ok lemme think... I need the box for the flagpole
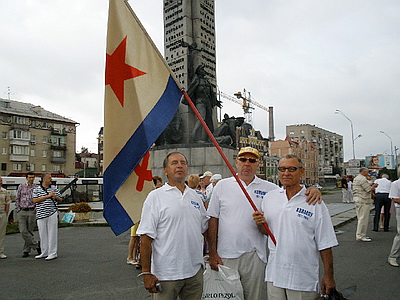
[181,89,277,245]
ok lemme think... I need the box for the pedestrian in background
[388,168,400,267]
[15,172,41,258]
[353,168,378,242]
[0,176,11,259]
[32,173,62,261]
[373,174,392,232]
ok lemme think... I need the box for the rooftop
[0,98,78,124]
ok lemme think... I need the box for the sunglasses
[278,167,301,172]
[238,157,258,163]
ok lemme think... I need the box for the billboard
[366,155,395,170]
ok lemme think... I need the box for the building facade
[0,98,78,177]
[163,0,217,143]
[269,138,319,184]
[286,124,343,179]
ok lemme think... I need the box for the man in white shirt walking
[137,152,208,300]
[373,174,392,232]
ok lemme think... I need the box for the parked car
[314,184,323,190]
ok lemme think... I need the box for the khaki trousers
[267,282,319,300]
[222,251,267,300]
[0,213,7,254]
[152,266,203,300]
[354,198,373,240]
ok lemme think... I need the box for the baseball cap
[210,174,222,182]
[200,171,213,179]
[237,147,260,159]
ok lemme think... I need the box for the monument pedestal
[151,144,237,180]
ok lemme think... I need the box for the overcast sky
[1,0,399,162]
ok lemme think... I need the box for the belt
[21,208,35,211]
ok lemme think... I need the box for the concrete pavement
[2,189,398,299]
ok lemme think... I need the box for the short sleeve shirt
[207,176,279,263]
[262,187,338,292]
[389,179,400,208]
[137,184,208,281]
[33,185,61,219]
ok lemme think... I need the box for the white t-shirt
[207,176,279,263]
[262,187,338,292]
[389,179,400,208]
[137,184,208,281]
[374,178,392,194]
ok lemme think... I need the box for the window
[13,116,28,125]
[30,149,35,156]
[42,136,48,143]
[1,163,6,171]
[27,164,35,171]
[41,164,46,172]
[2,147,6,155]
[2,132,7,139]
[13,163,22,171]
[42,150,47,158]
[289,131,294,135]
[53,150,62,158]
[53,165,61,172]
[11,146,29,155]
[10,130,30,140]
[31,135,36,144]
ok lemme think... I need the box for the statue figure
[155,112,183,146]
[214,114,245,147]
[182,65,221,143]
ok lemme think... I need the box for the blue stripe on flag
[103,75,181,234]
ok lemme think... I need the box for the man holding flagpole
[137,152,208,299]
[207,147,322,300]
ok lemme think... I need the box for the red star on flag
[105,36,146,107]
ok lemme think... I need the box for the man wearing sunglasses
[253,154,337,299]
[207,147,322,300]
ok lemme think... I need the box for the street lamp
[335,110,355,159]
[380,130,393,156]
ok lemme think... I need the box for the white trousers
[37,212,58,257]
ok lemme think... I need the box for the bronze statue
[182,65,221,143]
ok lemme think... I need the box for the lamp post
[380,131,393,156]
[335,110,355,159]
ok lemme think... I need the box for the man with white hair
[373,173,392,232]
[353,167,378,242]
[388,168,400,267]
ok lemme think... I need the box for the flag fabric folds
[104,0,182,235]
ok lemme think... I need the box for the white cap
[210,174,222,182]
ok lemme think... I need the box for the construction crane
[218,88,269,125]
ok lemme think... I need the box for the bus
[3,176,103,222]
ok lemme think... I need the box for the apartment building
[0,98,78,177]
[286,124,343,177]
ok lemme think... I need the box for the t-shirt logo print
[191,200,200,210]
[254,190,267,199]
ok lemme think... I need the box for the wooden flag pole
[181,89,277,245]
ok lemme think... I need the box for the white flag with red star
[103,0,182,235]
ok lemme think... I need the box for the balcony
[11,123,29,130]
[51,143,67,150]
[10,154,29,162]
[51,157,66,163]
[10,138,30,146]
[51,128,67,135]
